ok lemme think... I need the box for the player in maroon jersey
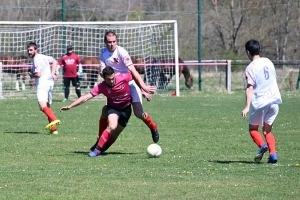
[58,45,82,102]
[60,66,133,157]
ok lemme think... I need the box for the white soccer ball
[146,143,162,158]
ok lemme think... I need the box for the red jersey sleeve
[90,82,104,97]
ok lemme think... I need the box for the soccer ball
[146,143,162,158]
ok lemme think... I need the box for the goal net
[0,21,181,98]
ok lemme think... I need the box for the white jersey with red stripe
[100,45,133,74]
[245,57,282,110]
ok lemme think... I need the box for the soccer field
[0,91,300,199]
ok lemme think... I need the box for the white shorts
[129,80,142,103]
[36,85,54,104]
[249,104,279,126]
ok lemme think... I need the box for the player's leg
[62,78,71,102]
[37,86,61,131]
[72,77,81,98]
[90,105,108,151]
[263,104,279,163]
[249,108,268,162]
[129,81,159,143]
[46,102,58,134]
[89,105,130,157]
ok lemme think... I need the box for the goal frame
[0,20,180,96]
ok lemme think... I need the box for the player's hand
[242,107,249,119]
[52,74,58,81]
[142,90,152,101]
[60,106,70,112]
[143,85,157,94]
[78,67,83,77]
[28,72,34,78]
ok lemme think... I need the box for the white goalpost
[0,21,180,98]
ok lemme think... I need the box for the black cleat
[151,122,159,143]
[90,138,99,151]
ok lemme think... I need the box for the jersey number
[263,66,269,80]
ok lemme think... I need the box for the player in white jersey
[27,42,61,134]
[96,31,159,147]
[242,39,282,163]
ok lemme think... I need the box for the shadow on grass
[53,99,64,102]
[208,160,261,164]
[70,151,137,156]
[4,131,39,134]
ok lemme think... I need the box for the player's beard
[28,52,35,58]
[107,79,115,88]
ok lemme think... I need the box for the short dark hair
[245,39,260,56]
[27,41,38,50]
[104,31,117,43]
[102,66,115,78]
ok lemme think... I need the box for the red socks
[250,130,265,147]
[43,107,57,130]
[42,107,57,121]
[96,129,117,153]
[98,118,108,138]
[250,130,277,154]
[143,113,156,130]
[265,133,276,154]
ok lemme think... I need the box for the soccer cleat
[151,122,159,143]
[254,144,268,162]
[45,119,61,130]
[62,98,68,103]
[268,153,278,163]
[50,130,58,135]
[88,150,100,157]
[90,138,99,151]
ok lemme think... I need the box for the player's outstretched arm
[60,93,93,111]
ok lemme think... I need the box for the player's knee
[108,124,118,132]
[134,110,143,119]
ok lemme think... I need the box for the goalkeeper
[58,45,82,102]
[97,31,159,145]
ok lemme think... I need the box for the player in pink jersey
[242,39,282,163]
[97,31,159,146]
[58,45,82,102]
[27,41,61,134]
[60,66,133,157]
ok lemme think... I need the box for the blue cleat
[254,144,268,162]
[268,153,278,163]
[88,150,100,157]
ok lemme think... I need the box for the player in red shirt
[98,31,159,146]
[60,66,132,157]
[58,45,82,102]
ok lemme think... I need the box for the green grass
[1,91,300,199]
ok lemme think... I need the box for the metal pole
[198,0,202,91]
[0,62,3,98]
[62,0,66,54]
[296,68,300,90]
